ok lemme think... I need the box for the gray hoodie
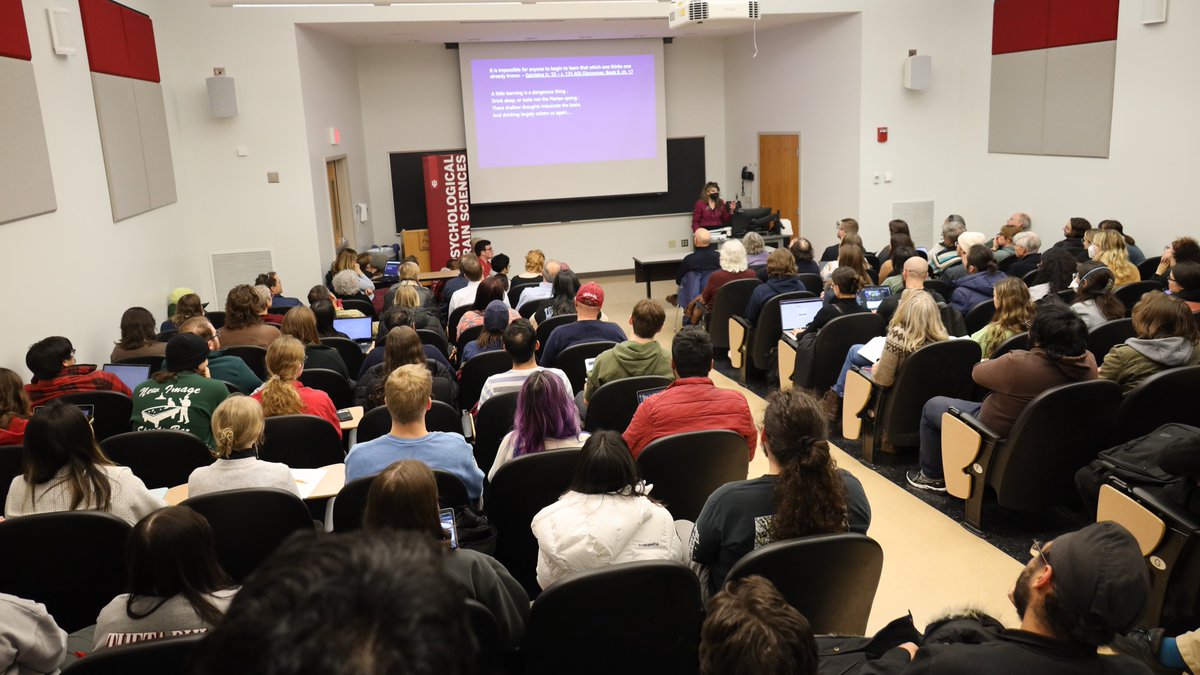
[1099,336,1200,393]
[1126,336,1196,367]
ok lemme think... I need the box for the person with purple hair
[487,370,589,481]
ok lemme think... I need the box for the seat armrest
[851,365,879,388]
[731,315,751,330]
[948,407,1001,443]
[1131,486,1200,532]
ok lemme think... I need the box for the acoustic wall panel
[987,50,1047,155]
[992,0,1049,55]
[0,0,32,60]
[92,72,150,220]
[1047,0,1119,48]
[1042,41,1116,158]
[0,0,56,226]
[133,78,176,208]
[79,0,131,78]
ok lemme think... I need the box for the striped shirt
[478,367,572,409]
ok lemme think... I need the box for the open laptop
[779,298,824,344]
[102,363,151,392]
[382,260,401,279]
[857,285,892,311]
[636,386,669,405]
[333,316,374,342]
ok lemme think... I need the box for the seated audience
[456,277,519,339]
[383,261,435,310]
[876,219,912,262]
[788,237,822,277]
[541,283,627,367]
[1100,291,1200,393]
[353,326,456,411]
[473,239,495,277]
[460,301,509,363]
[700,576,818,675]
[623,328,756,459]
[254,286,283,327]
[746,249,806,325]
[808,267,869,332]
[188,396,298,497]
[1007,211,1033,231]
[250,337,341,438]
[490,370,588,480]
[876,257,946,326]
[490,252,511,284]
[930,216,967,277]
[820,233,872,287]
[24,336,131,406]
[328,247,374,297]
[255,271,302,309]
[583,299,673,403]
[828,290,949,417]
[130,334,230,447]
[1154,236,1200,285]
[694,239,757,316]
[950,245,1006,314]
[514,249,546,282]
[93,506,237,650]
[0,592,67,673]
[673,228,721,306]
[219,284,281,348]
[389,286,442,334]
[881,246,919,294]
[363,460,528,649]
[357,252,382,282]
[111,307,168,362]
[873,522,1148,674]
[820,218,859,262]
[5,401,164,523]
[1070,262,1125,331]
[531,431,686,589]
[1027,247,1078,301]
[1047,216,1092,262]
[344,364,483,498]
[191,530,478,675]
[332,269,371,304]
[876,231,917,281]
[516,259,561,310]
[991,224,1020,263]
[1092,229,1140,287]
[0,368,31,446]
[1168,261,1200,311]
[179,316,262,395]
[1007,231,1043,279]
[307,283,337,307]
[478,320,572,408]
[743,232,770,268]
[908,301,1097,492]
[438,255,470,316]
[161,288,205,333]
[447,253,487,316]
[972,277,1035,359]
[1098,219,1146,265]
[359,306,453,376]
[311,300,347,340]
[533,268,581,326]
[941,231,988,283]
[691,389,870,597]
[281,306,349,379]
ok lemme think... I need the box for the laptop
[382,260,401,279]
[857,285,892,311]
[779,298,824,342]
[636,386,669,405]
[102,363,151,391]
[333,317,374,342]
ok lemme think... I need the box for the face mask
[709,192,719,201]
[1069,276,1079,290]
[1088,244,1098,258]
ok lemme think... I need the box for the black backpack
[1077,423,1200,512]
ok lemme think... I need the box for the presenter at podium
[692,181,737,232]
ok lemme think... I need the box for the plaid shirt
[25,365,132,407]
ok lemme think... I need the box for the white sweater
[488,432,589,481]
[531,490,686,590]
[4,465,164,525]
[187,457,299,498]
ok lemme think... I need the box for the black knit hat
[166,333,209,372]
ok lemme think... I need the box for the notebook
[779,298,823,336]
[857,286,892,311]
[333,317,373,342]
[102,363,151,391]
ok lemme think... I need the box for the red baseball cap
[575,282,604,308]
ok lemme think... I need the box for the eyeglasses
[1029,539,1050,564]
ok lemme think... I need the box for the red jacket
[0,416,28,446]
[25,365,132,407]
[252,381,343,439]
[623,377,757,460]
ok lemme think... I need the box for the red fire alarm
[877,127,888,143]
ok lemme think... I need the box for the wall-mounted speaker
[904,53,931,91]
[1142,0,1168,24]
[206,75,238,118]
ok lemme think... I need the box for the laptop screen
[333,317,374,341]
[636,386,669,405]
[857,286,892,311]
[779,298,823,332]
[383,260,401,278]
[102,363,151,392]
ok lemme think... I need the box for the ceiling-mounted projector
[669,0,760,29]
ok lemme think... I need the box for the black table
[632,254,685,299]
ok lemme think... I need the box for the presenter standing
[692,181,736,232]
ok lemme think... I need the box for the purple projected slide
[471,54,658,169]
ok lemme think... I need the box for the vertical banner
[422,153,472,268]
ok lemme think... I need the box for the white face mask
[1088,244,1099,258]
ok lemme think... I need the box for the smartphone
[439,507,459,550]
[336,408,353,422]
[33,404,94,420]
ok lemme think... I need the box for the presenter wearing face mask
[692,181,737,232]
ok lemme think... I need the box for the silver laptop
[333,317,373,342]
[102,363,151,391]
[779,298,823,337]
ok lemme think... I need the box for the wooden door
[326,160,345,251]
[759,134,800,240]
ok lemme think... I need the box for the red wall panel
[122,10,159,83]
[1047,0,1119,48]
[80,0,160,82]
[0,0,32,61]
[993,0,1050,55]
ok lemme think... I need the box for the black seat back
[637,430,749,522]
[1086,317,1136,366]
[880,340,982,449]
[456,325,484,359]
[709,279,760,350]
[585,375,674,433]
[182,487,312,582]
[356,401,462,443]
[923,279,951,298]
[989,331,1029,360]
[320,337,365,377]
[727,533,883,635]
[556,341,618,394]
[522,561,701,675]
[963,300,996,334]
[1114,280,1164,316]
[508,278,540,307]
[223,345,268,380]
[535,314,577,360]
[1111,365,1200,444]
[207,311,226,330]
[0,445,21,508]
[458,351,513,411]
[417,329,450,358]
[339,297,376,318]
[474,392,519,473]
[61,634,204,674]
[59,391,132,442]
[487,448,581,597]
[448,305,472,340]
[797,273,824,295]
[1138,256,1162,281]
[331,476,373,532]
[794,313,886,391]
[297,368,352,409]
[0,511,130,632]
[751,291,813,371]
[519,298,553,320]
[100,430,214,489]
[261,414,345,468]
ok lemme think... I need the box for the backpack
[1078,423,1200,512]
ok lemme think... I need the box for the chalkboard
[390,136,705,232]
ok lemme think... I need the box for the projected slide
[471,55,657,168]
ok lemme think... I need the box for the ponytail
[771,437,849,540]
[259,375,304,417]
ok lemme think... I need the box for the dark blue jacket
[951,271,1006,314]
[745,276,807,325]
